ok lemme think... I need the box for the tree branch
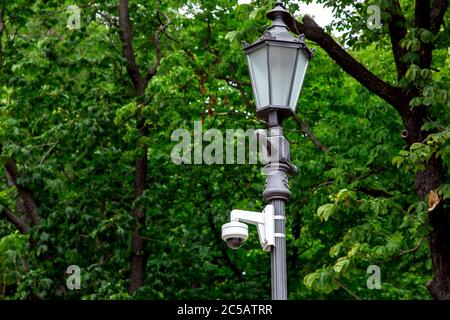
[292,15,410,118]
[293,115,328,153]
[430,0,448,33]
[0,7,5,69]
[119,0,144,95]
[372,237,426,263]
[216,75,251,87]
[39,140,58,164]
[416,0,431,29]
[95,9,119,28]
[2,207,29,233]
[358,186,392,198]
[145,27,163,84]
[387,0,409,78]
[415,0,433,68]
[145,11,170,84]
[332,277,362,300]
[4,160,40,225]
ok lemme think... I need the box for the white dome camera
[221,205,275,251]
[221,220,249,249]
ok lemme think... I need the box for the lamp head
[243,2,313,121]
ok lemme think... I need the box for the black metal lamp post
[243,2,313,300]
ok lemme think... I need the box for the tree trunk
[119,0,152,294]
[427,201,450,299]
[404,110,450,299]
[418,157,450,300]
[291,1,449,299]
[128,116,148,294]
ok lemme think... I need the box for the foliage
[0,0,448,300]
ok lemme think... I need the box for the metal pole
[263,111,292,300]
[271,199,287,300]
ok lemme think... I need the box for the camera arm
[229,205,275,251]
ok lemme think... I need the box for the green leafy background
[0,0,448,299]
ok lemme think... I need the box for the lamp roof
[243,2,313,60]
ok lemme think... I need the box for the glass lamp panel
[268,45,297,107]
[288,50,309,112]
[247,46,269,109]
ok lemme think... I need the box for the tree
[0,0,448,300]
[283,0,449,299]
[118,0,165,294]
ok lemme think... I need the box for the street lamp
[222,2,312,300]
[243,2,313,122]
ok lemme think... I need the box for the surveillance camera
[221,205,275,251]
[226,237,245,249]
[221,221,248,249]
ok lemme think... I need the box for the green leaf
[317,203,336,222]
[419,29,434,44]
[423,86,434,98]
[409,97,423,108]
[333,257,350,273]
[410,143,423,151]
[419,69,431,80]
[330,243,343,257]
[405,65,419,82]
[225,31,238,42]
[0,233,29,253]
[304,270,338,294]
[438,184,450,199]
[249,9,259,20]
[304,272,318,289]
[423,96,434,106]
[392,155,404,168]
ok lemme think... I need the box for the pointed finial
[267,1,291,24]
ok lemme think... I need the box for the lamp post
[243,2,313,300]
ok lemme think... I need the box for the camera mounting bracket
[229,205,275,251]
